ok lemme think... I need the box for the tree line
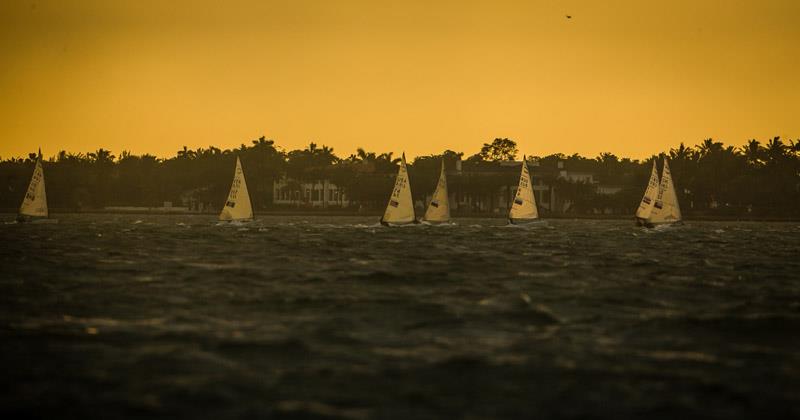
[0,136,798,217]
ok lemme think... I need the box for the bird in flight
[566,15,572,19]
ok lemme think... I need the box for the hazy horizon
[1,0,798,160]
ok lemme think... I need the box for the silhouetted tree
[479,138,518,161]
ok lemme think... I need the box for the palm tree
[765,136,788,163]
[789,139,800,156]
[252,136,274,148]
[669,143,694,162]
[595,152,619,164]
[697,138,724,158]
[377,152,400,163]
[741,139,764,166]
[353,148,376,163]
[177,146,196,160]
[88,148,115,164]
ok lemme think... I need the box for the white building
[273,178,350,208]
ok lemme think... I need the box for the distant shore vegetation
[1,136,799,217]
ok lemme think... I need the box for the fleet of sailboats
[508,156,539,225]
[12,150,684,227]
[422,159,450,224]
[636,157,682,227]
[219,156,254,222]
[17,150,49,223]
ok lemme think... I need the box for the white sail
[381,153,415,225]
[635,160,660,220]
[648,158,682,224]
[423,159,450,222]
[19,157,48,218]
[219,156,253,221]
[509,156,538,222]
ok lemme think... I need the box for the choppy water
[0,215,798,419]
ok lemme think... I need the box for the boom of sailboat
[15,149,683,228]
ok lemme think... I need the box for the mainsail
[423,159,450,223]
[19,155,48,218]
[219,156,253,221]
[647,158,682,224]
[381,153,415,225]
[635,160,660,220]
[508,156,538,222]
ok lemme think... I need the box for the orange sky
[1,0,798,160]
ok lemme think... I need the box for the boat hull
[380,217,419,227]
[217,218,254,224]
[420,219,451,225]
[16,215,53,224]
[508,217,542,225]
[638,218,682,228]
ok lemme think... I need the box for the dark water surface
[1,215,798,419]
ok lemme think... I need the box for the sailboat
[17,150,49,223]
[380,153,416,226]
[422,159,450,223]
[637,157,682,227]
[219,156,253,222]
[635,160,660,226]
[508,156,539,224]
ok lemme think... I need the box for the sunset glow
[1,0,798,159]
